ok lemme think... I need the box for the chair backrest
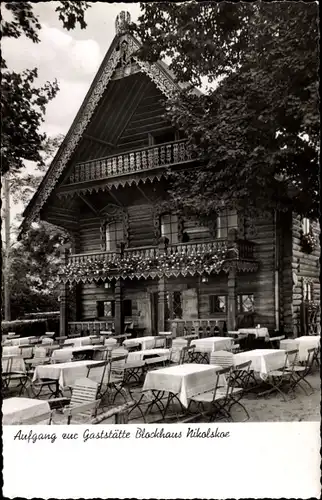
[110,353,128,372]
[86,360,110,385]
[34,347,48,358]
[234,360,252,372]
[70,377,99,407]
[305,347,317,371]
[210,350,234,368]
[285,349,299,367]
[212,366,233,400]
[52,349,73,363]
[42,338,54,345]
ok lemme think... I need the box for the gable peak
[115,11,131,35]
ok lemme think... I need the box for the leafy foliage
[1,1,90,175]
[133,2,319,218]
[6,222,70,319]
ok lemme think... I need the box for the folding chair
[259,349,298,402]
[2,356,30,396]
[285,347,316,396]
[48,377,101,424]
[188,367,234,422]
[227,360,252,421]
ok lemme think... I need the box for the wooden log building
[21,12,320,339]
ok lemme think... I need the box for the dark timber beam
[83,134,115,148]
[78,194,99,215]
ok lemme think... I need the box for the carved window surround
[99,204,129,250]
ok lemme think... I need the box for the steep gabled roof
[21,14,195,235]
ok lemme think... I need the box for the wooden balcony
[67,139,193,185]
[62,239,258,283]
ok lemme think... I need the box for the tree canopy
[133,2,319,219]
[1,1,90,176]
[6,222,69,319]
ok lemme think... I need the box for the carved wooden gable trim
[21,33,180,233]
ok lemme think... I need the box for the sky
[2,2,142,226]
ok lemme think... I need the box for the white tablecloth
[238,328,269,339]
[52,345,103,362]
[3,397,51,425]
[11,337,34,346]
[33,360,103,389]
[234,349,286,378]
[127,348,170,363]
[191,337,233,352]
[143,363,225,407]
[123,336,164,350]
[2,356,26,373]
[280,336,320,362]
[3,346,21,356]
[63,336,93,347]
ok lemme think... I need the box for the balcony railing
[67,139,193,184]
[67,240,230,266]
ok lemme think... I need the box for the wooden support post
[59,246,70,337]
[158,277,166,333]
[227,265,237,331]
[114,242,125,335]
[114,279,123,335]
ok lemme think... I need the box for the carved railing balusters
[67,140,192,184]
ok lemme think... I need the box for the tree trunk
[3,173,11,320]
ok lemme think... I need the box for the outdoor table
[63,336,93,347]
[3,397,51,425]
[3,346,21,356]
[142,363,226,418]
[123,336,164,350]
[191,336,234,353]
[280,336,320,362]
[238,328,269,339]
[2,355,26,373]
[33,359,104,390]
[233,349,286,380]
[52,345,104,362]
[127,348,170,363]
[10,336,34,346]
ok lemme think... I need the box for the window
[149,130,176,146]
[302,218,310,235]
[161,214,179,244]
[165,291,183,319]
[97,301,115,318]
[123,300,132,316]
[106,221,124,251]
[238,294,254,313]
[183,218,211,242]
[303,281,313,301]
[210,295,227,313]
[216,209,238,238]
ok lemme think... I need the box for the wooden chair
[259,349,298,401]
[86,360,111,398]
[48,377,101,424]
[2,356,29,396]
[227,360,252,421]
[285,347,316,396]
[188,366,234,422]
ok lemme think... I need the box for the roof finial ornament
[115,11,131,35]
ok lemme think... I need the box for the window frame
[209,295,227,314]
[302,218,310,235]
[97,300,115,318]
[105,220,124,251]
[237,293,255,314]
[216,209,238,239]
[160,213,179,244]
